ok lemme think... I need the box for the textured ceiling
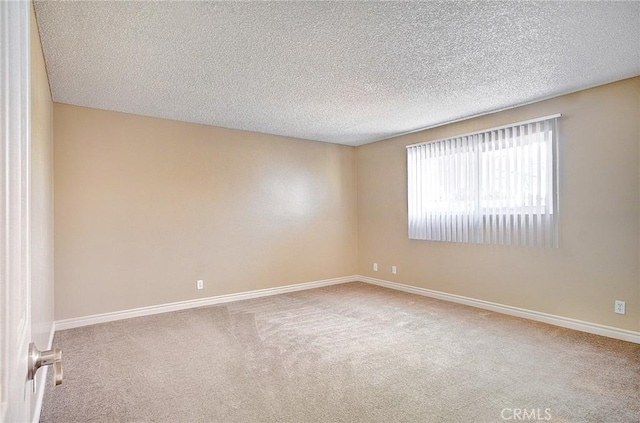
[35,1,640,146]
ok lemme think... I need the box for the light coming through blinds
[407,115,560,247]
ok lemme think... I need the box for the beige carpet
[41,282,639,422]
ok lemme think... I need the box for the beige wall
[54,104,358,320]
[357,77,640,332]
[30,1,55,419]
[54,77,639,333]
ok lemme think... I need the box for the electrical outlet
[392,266,397,274]
[614,300,625,315]
[197,280,204,290]
[373,263,378,271]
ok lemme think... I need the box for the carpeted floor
[41,282,640,423]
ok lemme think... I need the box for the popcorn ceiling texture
[34,1,640,146]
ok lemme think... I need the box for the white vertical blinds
[407,115,559,247]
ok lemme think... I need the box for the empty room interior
[2,1,640,422]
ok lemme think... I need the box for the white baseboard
[358,275,640,344]
[31,321,56,423]
[55,276,358,331]
[54,274,639,344]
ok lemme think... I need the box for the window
[407,115,559,247]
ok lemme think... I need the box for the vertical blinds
[407,115,559,247]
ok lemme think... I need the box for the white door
[1,1,33,422]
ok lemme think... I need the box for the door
[1,1,33,422]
